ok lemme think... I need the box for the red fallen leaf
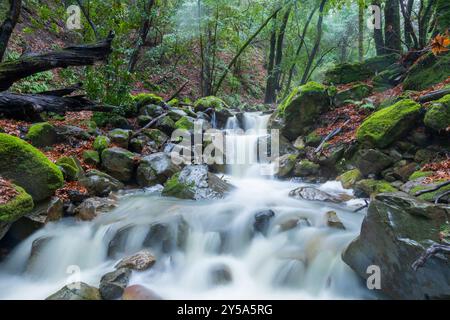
[0,177,19,205]
[431,33,450,56]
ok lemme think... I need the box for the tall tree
[0,0,22,62]
[400,0,418,49]
[384,0,402,53]
[371,0,385,55]
[358,0,365,62]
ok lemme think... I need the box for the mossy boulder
[305,131,323,147]
[409,170,433,181]
[83,150,100,166]
[56,156,81,181]
[410,180,450,202]
[403,52,450,91]
[324,54,399,84]
[337,169,363,189]
[334,83,373,106]
[92,112,130,129]
[372,63,406,92]
[108,129,130,149]
[93,136,110,153]
[162,173,195,200]
[354,179,397,197]
[0,184,34,222]
[274,154,298,178]
[26,122,57,147]
[275,82,330,139]
[424,94,450,132]
[137,115,152,127]
[101,147,136,182]
[194,96,227,112]
[356,99,422,148]
[155,115,176,135]
[132,93,164,107]
[175,116,195,131]
[137,153,181,187]
[293,160,320,177]
[0,133,64,201]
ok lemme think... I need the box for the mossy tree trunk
[384,0,402,53]
[0,0,22,62]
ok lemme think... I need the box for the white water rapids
[0,113,375,300]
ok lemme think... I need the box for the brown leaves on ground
[0,119,28,137]
[431,33,450,56]
[0,178,19,205]
[48,111,93,130]
[422,158,450,184]
[55,181,88,202]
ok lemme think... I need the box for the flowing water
[0,113,374,300]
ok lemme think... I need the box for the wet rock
[108,129,130,149]
[80,170,125,197]
[274,154,297,178]
[27,237,52,270]
[209,263,233,286]
[99,268,131,300]
[354,179,397,198]
[101,147,137,182]
[26,122,57,147]
[253,210,275,235]
[46,282,101,300]
[115,250,156,271]
[278,217,311,232]
[74,197,117,221]
[122,285,162,300]
[289,187,343,203]
[46,197,63,222]
[137,152,181,187]
[326,211,345,229]
[392,162,419,182]
[352,149,393,177]
[342,192,450,299]
[82,150,100,166]
[293,160,320,177]
[334,83,372,106]
[55,125,91,141]
[0,222,11,241]
[337,169,363,189]
[162,165,233,200]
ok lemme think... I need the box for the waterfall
[0,112,374,300]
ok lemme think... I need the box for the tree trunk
[0,32,114,91]
[418,0,435,48]
[0,91,115,120]
[401,0,417,48]
[300,0,327,84]
[75,0,99,40]
[273,5,292,96]
[264,15,278,104]
[372,0,385,55]
[0,0,22,62]
[384,0,402,53]
[433,0,448,34]
[358,0,364,62]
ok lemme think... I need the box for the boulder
[272,82,330,140]
[108,129,130,149]
[101,147,137,182]
[293,160,320,177]
[136,152,181,187]
[424,94,450,132]
[56,156,81,181]
[122,285,162,300]
[209,263,233,286]
[46,197,63,222]
[274,154,297,178]
[289,187,346,203]
[0,133,64,201]
[115,250,156,271]
[342,192,450,299]
[132,93,164,107]
[168,108,188,122]
[55,125,90,141]
[155,115,176,135]
[337,169,363,189]
[25,122,57,147]
[46,282,101,300]
[334,83,373,106]
[354,179,397,198]
[82,150,100,166]
[326,211,345,229]
[174,116,196,131]
[80,170,124,197]
[372,63,406,92]
[162,165,232,200]
[99,268,131,300]
[253,209,275,236]
[93,135,110,153]
[0,184,34,223]
[356,99,422,148]
[74,197,117,221]
[352,149,394,176]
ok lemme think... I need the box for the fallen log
[0,92,115,120]
[0,32,114,91]
[417,88,450,103]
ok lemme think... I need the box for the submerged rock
[253,209,275,236]
[325,211,345,230]
[115,250,156,271]
[99,268,131,300]
[46,282,101,300]
[74,197,117,221]
[122,285,162,300]
[343,192,450,299]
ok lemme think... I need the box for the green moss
[337,169,363,189]
[26,122,57,147]
[305,131,323,147]
[162,173,195,199]
[93,136,110,152]
[356,179,397,196]
[82,150,100,165]
[335,83,372,105]
[409,171,433,181]
[137,115,152,127]
[403,52,450,90]
[435,0,450,34]
[56,156,80,181]
[424,94,450,131]
[410,181,450,202]
[0,184,34,222]
[372,63,405,92]
[132,93,164,107]
[175,116,194,131]
[168,98,180,108]
[356,99,422,148]
[143,129,167,144]
[194,96,227,112]
[0,133,64,201]
[92,112,129,128]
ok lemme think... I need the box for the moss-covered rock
[155,115,176,135]
[275,82,330,139]
[101,147,136,182]
[93,135,110,153]
[0,184,34,222]
[293,160,320,177]
[305,131,323,147]
[337,169,363,189]
[0,133,64,201]
[274,154,298,178]
[372,63,406,92]
[324,54,399,84]
[92,112,130,129]
[194,96,227,112]
[334,83,373,106]
[403,52,450,91]
[409,170,433,181]
[142,129,168,146]
[83,150,100,166]
[108,129,130,149]
[26,122,57,147]
[356,99,422,148]
[137,115,152,127]
[132,93,164,107]
[410,181,450,202]
[56,156,80,181]
[175,116,195,131]
[424,94,450,132]
[162,173,195,199]
[355,179,397,197]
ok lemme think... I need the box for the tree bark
[418,0,436,48]
[264,13,278,104]
[358,0,364,62]
[0,0,22,62]
[401,0,418,49]
[384,0,402,53]
[372,0,385,55]
[300,0,327,85]
[75,0,99,40]
[0,32,114,91]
